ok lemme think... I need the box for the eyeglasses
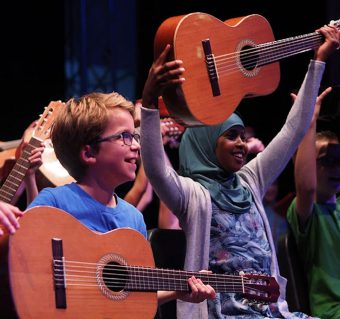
[92,131,140,146]
[317,156,340,168]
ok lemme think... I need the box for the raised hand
[142,44,185,109]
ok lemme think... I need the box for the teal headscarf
[179,113,252,213]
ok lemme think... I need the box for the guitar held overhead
[154,12,340,126]
[4,206,280,319]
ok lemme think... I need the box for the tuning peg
[254,303,268,311]
[241,298,249,305]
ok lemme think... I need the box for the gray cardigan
[141,60,325,319]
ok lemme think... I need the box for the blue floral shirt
[208,203,308,319]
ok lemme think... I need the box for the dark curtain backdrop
[0,2,65,141]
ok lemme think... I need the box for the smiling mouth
[233,153,244,163]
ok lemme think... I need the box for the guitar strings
[208,33,323,78]
[52,259,272,298]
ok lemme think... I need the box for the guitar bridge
[52,238,67,309]
[202,39,220,97]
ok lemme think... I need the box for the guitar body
[7,207,157,319]
[3,207,280,318]
[38,140,75,188]
[0,139,21,182]
[0,148,16,181]
[154,12,280,126]
[0,231,18,318]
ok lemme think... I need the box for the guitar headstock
[242,273,280,304]
[161,117,185,138]
[33,101,64,141]
[160,117,185,148]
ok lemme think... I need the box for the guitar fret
[258,33,322,67]
[0,192,12,202]
[125,267,251,293]
[8,170,26,178]
[0,184,19,195]
[3,176,22,186]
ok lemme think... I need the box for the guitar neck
[0,137,41,203]
[258,30,328,66]
[124,267,243,293]
[87,263,278,303]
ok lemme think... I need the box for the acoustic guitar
[154,12,340,126]
[4,206,280,319]
[0,139,21,182]
[0,101,63,203]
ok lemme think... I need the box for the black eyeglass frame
[316,156,340,168]
[316,143,340,168]
[91,131,140,146]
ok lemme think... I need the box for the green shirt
[287,197,340,319]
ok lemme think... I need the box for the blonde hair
[51,91,135,180]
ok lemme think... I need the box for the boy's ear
[80,145,96,163]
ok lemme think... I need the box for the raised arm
[124,162,151,208]
[294,87,332,226]
[141,46,186,212]
[244,24,339,195]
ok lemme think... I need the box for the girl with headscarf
[141,25,340,319]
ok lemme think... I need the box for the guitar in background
[154,12,340,126]
[5,206,280,319]
[135,96,186,149]
[37,139,75,189]
[160,117,185,149]
[0,139,22,183]
[0,101,63,204]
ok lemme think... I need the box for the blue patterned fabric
[208,202,309,318]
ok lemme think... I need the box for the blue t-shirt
[27,182,147,238]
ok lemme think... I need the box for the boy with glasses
[2,91,216,307]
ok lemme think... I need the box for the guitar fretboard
[257,32,323,67]
[54,259,279,303]
[124,266,243,293]
[0,137,41,203]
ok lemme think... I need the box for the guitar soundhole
[102,261,128,292]
[240,45,258,71]
[96,253,129,300]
